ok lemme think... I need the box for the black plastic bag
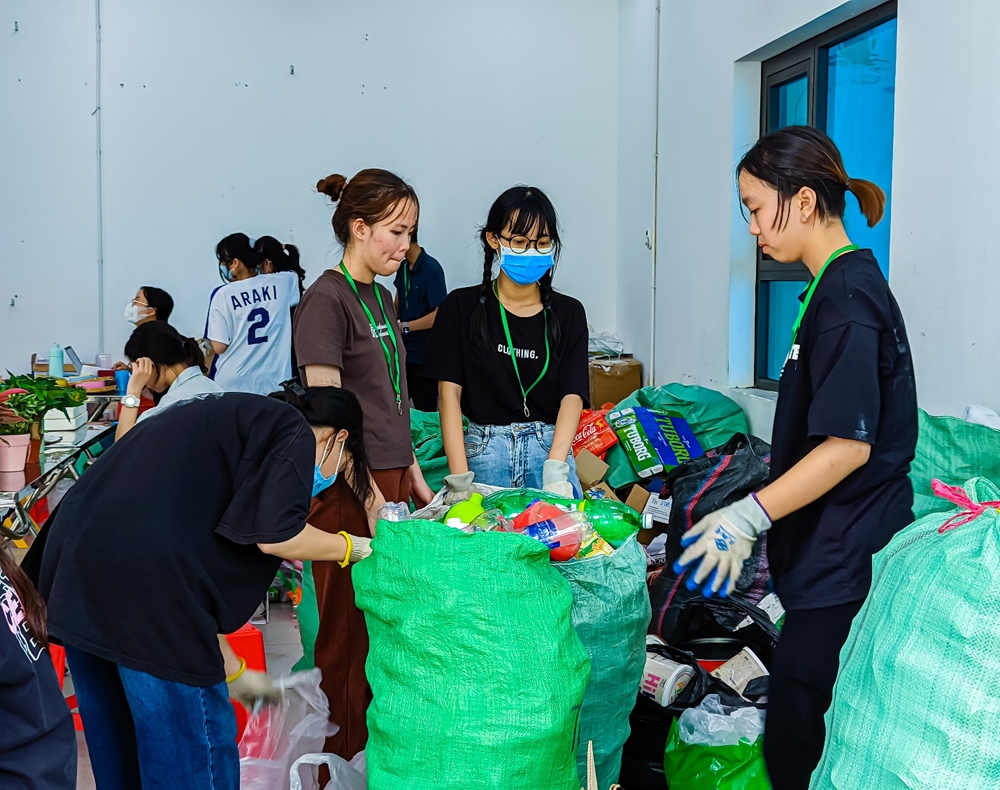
[649,434,771,639]
[620,599,778,790]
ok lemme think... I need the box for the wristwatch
[402,323,410,335]
[121,394,142,409]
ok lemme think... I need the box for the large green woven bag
[353,518,591,790]
[811,478,1000,789]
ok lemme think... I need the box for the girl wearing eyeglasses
[422,186,589,502]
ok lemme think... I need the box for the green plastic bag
[292,561,318,671]
[605,384,748,490]
[411,409,467,494]
[811,478,1000,789]
[555,536,650,789]
[663,715,770,790]
[909,409,1000,520]
[354,518,591,790]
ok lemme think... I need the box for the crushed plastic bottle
[377,502,411,522]
[481,489,574,518]
[522,511,596,562]
[468,508,514,533]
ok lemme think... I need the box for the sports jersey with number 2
[208,271,300,395]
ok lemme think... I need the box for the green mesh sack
[292,561,318,671]
[909,410,1000,520]
[555,536,651,789]
[811,478,1000,789]
[411,409,467,494]
[605,384,748,490]
[353,518,591,790]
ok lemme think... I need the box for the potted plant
[2,374,87,463]
[0,390,40,473]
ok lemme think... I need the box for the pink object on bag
[931,479,1000,533]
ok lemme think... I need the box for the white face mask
[125,303,142,323]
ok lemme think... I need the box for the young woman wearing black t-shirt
[422,186,590,501]
[674,127,917,790]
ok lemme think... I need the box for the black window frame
[754,0,898,389]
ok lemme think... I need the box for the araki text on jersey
[227,282,283,312]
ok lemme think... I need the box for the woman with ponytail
[422,186,589,501]
[115,320,222,440]
[0,543,76,789]
[675,126,916,789]
[293,169,432,759]
[256,236,306,296]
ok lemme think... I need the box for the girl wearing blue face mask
[423,186,590,502]
[274,383,388,760]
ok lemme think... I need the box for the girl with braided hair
[422,186,590,501]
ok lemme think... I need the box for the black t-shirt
[37,394,313,686]
[421,284,590,425]
[768,249,917,609]
[0,571,76,790]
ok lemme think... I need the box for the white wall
[616,0,998,440]
[616,0,657,378]
[0,1,99,369]
[889,0,1000,418]
[2,0,619,372]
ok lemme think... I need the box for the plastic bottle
[481,488,574,517]
[444,493,485,526]
[48,343,64,379]
[377,502,410,522]
[580,498,653,546]
[468,509,514,533]
[523,511,595,561]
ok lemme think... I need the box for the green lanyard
[494,281,550,419]
[339,261,403,414]
[790,244,859,344]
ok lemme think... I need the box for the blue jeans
[465,421,582,495]
[64,644,238,790]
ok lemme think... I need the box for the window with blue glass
[754,2,897,386]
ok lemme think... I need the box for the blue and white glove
[672,494,771,598]
[542,460,575,499]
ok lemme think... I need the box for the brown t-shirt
[293,269,412,470]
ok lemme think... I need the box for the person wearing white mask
[115,287,175,371]
[422,186,590,502]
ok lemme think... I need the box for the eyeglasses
[499,234,554,255]
[132,299,150,308]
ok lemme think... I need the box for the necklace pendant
[523,401,530,419]
[397,398,403,416]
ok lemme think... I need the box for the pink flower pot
[0,433,31,473]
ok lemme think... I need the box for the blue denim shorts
[465,421,581,496]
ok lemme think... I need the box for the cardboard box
[588,357,642,409]
[575,448,610,490]
[626,485,672,545]
[584,482,620,502]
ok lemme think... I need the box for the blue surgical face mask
[498,246,555,286]
[219,262,233,283]
[312,437,346,498]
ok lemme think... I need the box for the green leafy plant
[2,373,86,421]
[0,390,39,435]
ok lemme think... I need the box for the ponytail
[125,322,206,377]
[216,233,261,272]
[255,236,306,294]
[271,384,372,507]
[845,178,886,228]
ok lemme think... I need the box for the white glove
[227,667,282,709]
[349,535,372,563]
[673,494,771,597]
[443,471,475,505]
[542,459,575,499]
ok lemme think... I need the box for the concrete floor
[75,602,305,789]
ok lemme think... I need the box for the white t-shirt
[207,271,300,395]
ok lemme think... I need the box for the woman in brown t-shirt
[293,168,433,758]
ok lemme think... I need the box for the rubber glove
[672,494,771,598]
[443,471,475,505]
[228,668,282,708]
[542,459,575,499]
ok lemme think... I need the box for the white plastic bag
[588,329,625,357]
[239,669,339,789]
[289,752,367,790]
[675,693,765,747]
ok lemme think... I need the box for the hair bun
[316,174,348,202]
